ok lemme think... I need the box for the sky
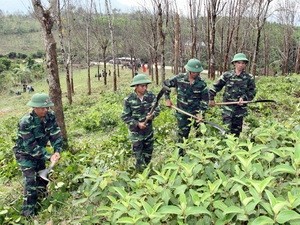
[0,0,298,25]
[0,0,176,14]
[0,0,189,15]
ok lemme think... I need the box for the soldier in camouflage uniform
[121,74,160,171]
[209,53,256,137]
[13,93,62,217]
[163,58,209,156]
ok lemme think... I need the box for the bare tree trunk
[295,44,300,74]
[250,0,272,76]
[86,0,93,95]
[158,2,166,84]
[58,0,72,104]
[32,0,67,142]
[105,0,117,91]
[174,13,180,75]
[206,0,224,80]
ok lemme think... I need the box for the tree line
[13,0,300,144]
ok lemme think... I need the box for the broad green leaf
[107,195,117,204]
[141,200,153,216]
[185,206,211,217]
[112,203,127,212]
[248,177,274,194]
[159,205,182,215]
[168,169,179,186]
[161,189,171,204]
[223,206,244,215]
[0,209,8,215]
[55,182,65,188]
[189,189,200,206]
[100,178,108,189]
[273,202,288,215]
[174,184,187,196]
[236,152,260,172]
[265,190,276,208]
[47,204,53,213]
[276,210,300,224]
[116,217,135,224]
[192,179,206,187]
[272,164,296,175]
[73,197,88,206]
[294,144,300,165]
[213,200,228,211]
[231,177,248,186]
[249,216,274,225]
[179,193,187,210]
[208,179,222,194]
[152,175,166,184]
[113,187,127,198]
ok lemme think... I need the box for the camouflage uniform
[164,73,209,143]
[209,70,256,136]
[121,91,160,171]
[13,110,63,216]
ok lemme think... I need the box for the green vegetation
[0,65,299,224]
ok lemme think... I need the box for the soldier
[121,74,160,171]
[209,53,256,137]
[163,58,209,156]
[13,93,62,217]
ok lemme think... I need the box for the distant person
[23,84,27,93]
[163,58,209,156]
[121,74,160,172]
[27,85,34,92]
[209,53,256,137]
[12,93,63,217]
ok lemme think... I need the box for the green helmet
[184,58,204,73]
[130,74,151,87]
[231,53,249,63]
[26,93,54,108]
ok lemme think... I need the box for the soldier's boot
[21,204,37,217]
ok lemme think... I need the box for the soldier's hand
[51,152,60,163]
[146,113,153,121]
[138,122,147,130]
[165,99,173,107]
[238,97,244,105]
[209,100,215,107]
[195,114,203,123]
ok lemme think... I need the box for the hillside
[0,66,300,224]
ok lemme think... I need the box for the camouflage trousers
[132,132,154,172]
[15,153,49,217]
[222,112,244,137]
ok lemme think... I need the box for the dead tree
[31,0,68,142]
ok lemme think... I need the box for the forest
[0,0,300,224]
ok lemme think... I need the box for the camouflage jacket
[209,70,256,115]
[164,73,209,114]
[121,91,160,134]
[13,110,63,160]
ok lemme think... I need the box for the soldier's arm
[18,119,52,160]
[121,98,138,129]
[200,85,209,111]
[151,94,160,118]
[163,75,178,100]
[209,73,227,100]
[48,113,63,154]
[245,75,256,101]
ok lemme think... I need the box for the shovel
[38,161,56,181]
